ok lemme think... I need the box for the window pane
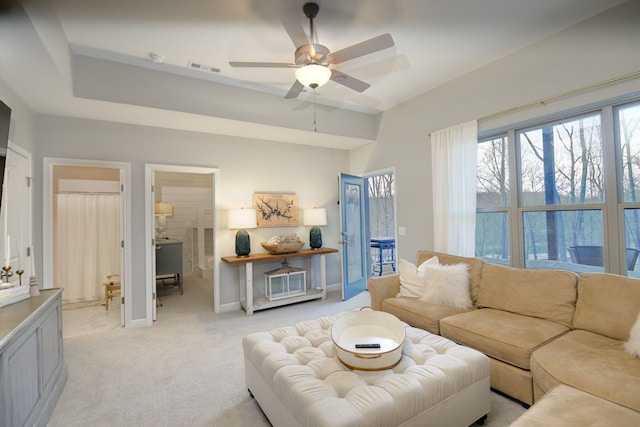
[477,136,509,208]
[618,102,640,202]
[367,173,395,238]
[522,210,603,273]
[518,114,603,206]
[623,208,640,277]
[475,212,510,264]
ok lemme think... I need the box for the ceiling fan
[229,2,395,99]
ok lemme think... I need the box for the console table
[370,237,396,276]
[222,248,338,315]
[0,289,67,427]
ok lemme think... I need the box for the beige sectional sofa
[367,250,640,412]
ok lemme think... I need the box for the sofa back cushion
[416,251,484,303]
[476,263,578,327]
[573,273,640,341]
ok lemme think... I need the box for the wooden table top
[221,247,338,265]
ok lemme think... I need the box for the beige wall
[32,116,348,321]
[352,0,640,262]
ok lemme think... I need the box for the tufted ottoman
[243,314,491,427]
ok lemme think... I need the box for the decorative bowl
[331,308,405,371]
[261,242,304,254]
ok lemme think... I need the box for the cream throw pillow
[420,262,472,309]
[397,256,439,298]
[624,312,640,358]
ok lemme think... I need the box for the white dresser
[0,289,67,427]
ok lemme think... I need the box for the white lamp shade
[303,208,327,226]
[155,202,173,216]
[295,64,331,89]
[228,208,257,229]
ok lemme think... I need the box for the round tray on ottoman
[331,308,405,370]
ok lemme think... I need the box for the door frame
[144,164,220,325]
[43,157,132,327]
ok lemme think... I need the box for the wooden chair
[103,274,121,311]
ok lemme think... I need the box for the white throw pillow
[397,256,439,298]
[624,312,640,358]
[420,262,472,309]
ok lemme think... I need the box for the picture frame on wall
[253,193,299,227]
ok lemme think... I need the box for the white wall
[32,116,348,321]
[351,0,640,262]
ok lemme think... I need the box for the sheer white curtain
[54,193,121,302]
[430,120,478,256]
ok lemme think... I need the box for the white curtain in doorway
[54,193,121,302]
[431,120,478,256]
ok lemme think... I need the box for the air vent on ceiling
[188,61,220,73]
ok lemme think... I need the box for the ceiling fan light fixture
[295,64,331,89]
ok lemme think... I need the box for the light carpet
[48,273,526,426]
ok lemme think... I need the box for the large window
[476,136,510,264]
[476,99,640,276]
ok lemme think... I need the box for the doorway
[43,158,131,327]
[145,164,219,324]
[338,168,397,300]
[365,169,397,277]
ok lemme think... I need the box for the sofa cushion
[397,257,439,298]
[440,308,569,370]
[381,297,469,335]
[530,330,640,411]
[573,273,640,341]
[510,384,640,427]
[420,262,472,309]
[476,264,578,327]
[416,251,484,303]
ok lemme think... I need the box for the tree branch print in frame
[253,193,299,227]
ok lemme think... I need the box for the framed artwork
[253,193,299,227]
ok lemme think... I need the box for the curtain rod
[478,70,640,122]
[428,70,640,136]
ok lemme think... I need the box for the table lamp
[303,208,327,249]
[155,202,173,239]
[228,208,257,257]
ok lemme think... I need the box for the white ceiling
[0,0,626,149]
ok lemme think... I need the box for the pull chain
[313,88,317,132]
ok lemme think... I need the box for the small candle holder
[29,275,40,296]
[16,269,24,286]
[2,265,11,283]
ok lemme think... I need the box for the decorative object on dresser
[303,207,327,249]
[228,208,257,257]
[155,202,173,239]
[0,284,29,307]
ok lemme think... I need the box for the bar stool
[103,274,121,311]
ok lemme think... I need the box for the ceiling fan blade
[285,80,304,99]
[328,33,395,64]
[281,16,310,48]
[229,61,297,68]
[330,70,370,93]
